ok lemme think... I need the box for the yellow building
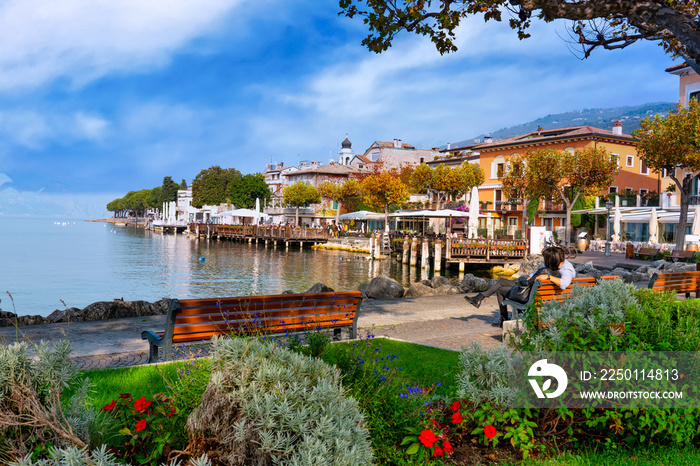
[434,123,660,236]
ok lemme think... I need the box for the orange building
[435,124,660,236]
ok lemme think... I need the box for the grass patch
[516,445,700,466]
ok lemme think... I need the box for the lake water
[0,217,477,317]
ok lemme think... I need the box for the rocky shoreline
[2,254,694,327]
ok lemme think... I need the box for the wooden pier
[188,223,329,248]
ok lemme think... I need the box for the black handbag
[506,268,552,303]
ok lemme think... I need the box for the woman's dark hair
[542,246,565,270]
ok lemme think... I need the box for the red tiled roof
[666,62,691,73]
[375,141,416,149]
[470,125,633,150]
[354,155,371,163]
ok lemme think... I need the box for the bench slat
[175,296,361,317]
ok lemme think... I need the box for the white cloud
[0,172,12,187]
[0,186,117,218]
[0,0,246,91]
[74,113,109,140]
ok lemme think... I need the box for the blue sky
[0,0,680,218]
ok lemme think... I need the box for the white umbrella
[611,207,622,243]
[693,206,700,237]
[648,208,658,244]
[468,186,479,239]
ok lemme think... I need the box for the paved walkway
[0,250,670,370]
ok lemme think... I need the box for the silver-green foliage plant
[186,336,374,466]
[0,340,109,456]
[525,279,637,351]
[455,342,518,409]
[10,445,212,466]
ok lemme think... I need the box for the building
[349,139,440,172]
[434,124,660,237]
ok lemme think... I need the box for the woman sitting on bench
[464,247,576,327]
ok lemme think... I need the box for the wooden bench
[503,276,620,320]
[141,291,362,362]
[666,249,697,262]
[634,247,659,261]
[648,271,700,298]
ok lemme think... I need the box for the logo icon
[528,359,568,399]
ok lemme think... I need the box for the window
[626,155,634,167]
[491,155,506,179]
[662,167,674,178]
[496,163,505,178]
[495,189,502,204]
[641,160,649,175]
[691,90,700,102]
[609,186,618,194]
[611,153,620,169]
[543,218,553,231]
[640,189,649,196]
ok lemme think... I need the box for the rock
[357,282,370,299]
[306,283,334,293]
[45,298,171,323]
[430,275,452,288]
[420,279,434,288]
[459,274,491,293]
[636,266,649,274]
[435,284,463,295]
[646,268,659,280]
[652,260,667,269]
[610,268,634,283]
[665,262,696,272]
[518,255,543,275]
[404,282,436,297]
[281,290,295,294]
[365,275,405,299]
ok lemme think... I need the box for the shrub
[185,337,373,465]
[0,341,110,457]
[628,289,700,351]
[9,445,212,466]
[455,342,518,409]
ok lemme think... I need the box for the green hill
[449,102,676,148]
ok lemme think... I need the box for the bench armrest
[141,330,164,346]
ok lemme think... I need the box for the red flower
[450,400,461,411]
[135,419,147,432]
[433,446,444,457]
[134,396,152,412]
[102,400,117,412]
[484,424,497,439]
[443,439,453,455]
[119,392,131,399]
[418,430,437,448]
[452,412,463,424]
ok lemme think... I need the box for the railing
[543,201,566,211]
[450,239,527,259]
[691,195,700,206]
[189,224,329,240]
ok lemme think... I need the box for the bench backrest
[638,247,658,256]
[164,291,363,344]
[670,250,696,259]
[528,275,620,305]
[649,271,700,295]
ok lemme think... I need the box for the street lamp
[604,200,614,256]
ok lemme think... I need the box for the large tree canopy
[339,0,700,73]
[228,173,272,209]
[410,162,484,209]
[191,166,241,208]
[283,181,322,226]
[634,100,700,249]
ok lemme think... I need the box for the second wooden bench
[648,271,700,298]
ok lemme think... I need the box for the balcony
[543,201,565,212]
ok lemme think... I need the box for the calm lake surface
[0,217,476,317]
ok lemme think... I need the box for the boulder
[652,259,667,269]
[459,274,491,293]
[306,283,335,293]
[646,268,660,280]
[46,298,171,323]
[404,282,436,297]
[665,262,696,272]
[610,268,634,283]
[420,279,434,288]
[636,265,649,274]
[365,275,405,299]
[430,275,453,288]
[435,284,463,295]
[357,282,370,299]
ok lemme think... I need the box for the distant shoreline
[88,217,149,227]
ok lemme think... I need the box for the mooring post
[402,236,410,264]
[421,238,430,269]
[434,239,442,272]
[410,237,418,267]
[459,261,465,273]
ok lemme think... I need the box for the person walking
[464,246,576,327]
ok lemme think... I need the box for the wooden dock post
[434,239,442,272]
[459,262,465,272]
[373,234,381,259]
[410,237,418,267]
[402,236,410,264]
[421,238,430,269]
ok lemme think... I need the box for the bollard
[434,239,442,272]
[410,237,418,266]
[421,238,430,269]
[374,234,382,259]
[459,262,465,273]
[402,236,410,264]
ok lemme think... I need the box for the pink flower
[419,430,437,448]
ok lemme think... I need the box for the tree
[410,162,484,208]
[160,176,180,206]
[228,173,273,209]
[634,100,700,249]
[179,179,188,190]
[339,0,700,75]
[360,170,410,231]
[318,179,361,224]
[500,152,547,239]
[191,166,241,208]
[527,147,618,244]
[283,182,321,226]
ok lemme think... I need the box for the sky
[0,0,681,219]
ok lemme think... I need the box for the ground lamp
[604,200,613,256]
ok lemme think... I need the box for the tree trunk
[564,199,573,246]
[521,198,530,240]
[675,176,691,250]
[384,201,390,233]
[335,200,341,225]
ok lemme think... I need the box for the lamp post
[604,200,613,256]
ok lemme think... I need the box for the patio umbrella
[648,208,658,244]
[611,207,622,243]
[468,186,479,239]
[693,206,700,237]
